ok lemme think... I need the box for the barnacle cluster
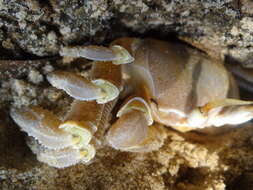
[10,44,132,168]
[10,38,253,168]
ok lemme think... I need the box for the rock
[0,0,253,189]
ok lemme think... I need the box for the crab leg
[186,98,253,128]
[60,45,134,65]
[200,98,253,127]
[210,104,253,127]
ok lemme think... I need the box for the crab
[10,37,253,168]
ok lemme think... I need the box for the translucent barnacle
[35,144,95,168]
[60,46,117,62]
[47,71,120,104]
[60,45,134,65]
[46,71,103,101]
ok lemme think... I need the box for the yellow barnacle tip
[110,45,134,65]
[92,79,119,104]
[72,135,81,145]
[80,144,96,163]
[59,120,93,148]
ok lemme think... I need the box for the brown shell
[125,39,230,126]
[91,61,122,89]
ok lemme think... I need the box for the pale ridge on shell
[10,107,75,150]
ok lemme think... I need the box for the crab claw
[107,97,166,152]
[60,45,134,65]
[46,71,119,104]
[107,109,148,151]
[10,106,77,150]
[107,110,166,152]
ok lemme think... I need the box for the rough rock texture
[1,0,253,189]
[0,0,252,63]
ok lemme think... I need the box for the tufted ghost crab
[10,38,253,168]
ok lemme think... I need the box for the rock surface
[0,0,253,189]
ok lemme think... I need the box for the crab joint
[47,71,119,103]
[60,45,134,65]
[131,123,167,152]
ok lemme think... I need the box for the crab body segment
[10,38,253,168]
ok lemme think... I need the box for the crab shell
[111,38,252,132]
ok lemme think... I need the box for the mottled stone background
[0,0,252,62]
[1,0,253,189]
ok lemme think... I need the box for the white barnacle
[46,71,103,101]
[10,106,78,150]
[46,71,120,104]
[36,144,95,168]
[60,46,117,62]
